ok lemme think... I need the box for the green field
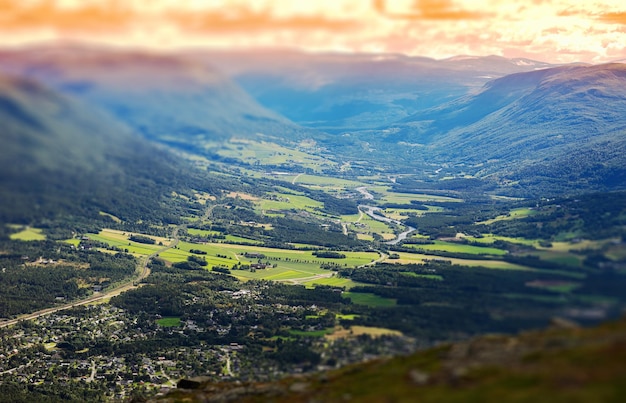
[88,230,163,256]
[158,241,378,283]
[342,213,396,239]
[368,186,463,203]
[223,235,263,244]
[478,207,537,225]
[257,192,323,214]
[209,138,335,172]
[400,272,444,281]
[187,228,222,237]
[336,314,360,321]
[157,317,181,327]
[395,252,586,279]
[343,292,397,307]
[407,240,508,256]
[9,227,46,241]
[291,174,366,189]
[395,252,532,271]
[383,206,444,219]
[529,250,583,267]
[464,234,540,247]
[302,277,359,289]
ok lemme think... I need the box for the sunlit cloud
[0,0,135,32]
[598,11,626,24]
[374,0,488,20]
[168,6,360,33]
[0,0,625,63]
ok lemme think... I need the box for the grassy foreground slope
[161,317,626,402]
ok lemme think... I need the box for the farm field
[223,235,263,244]
[87,232,371,284]
[478,207,537,225]
[543,239,614,252]
[341,213,396,238]
[528,250,583,267]
[156,317,182,327]
[63,238,81,246]
[393,252,587,278]
[256,192,323,213]
[463,234,540,247]
[302,276,359,289]
[406,240,508,256]
[343,292,397,307]
[290,174,366,189]
[326,325,403,340]
[383,206,443,220]
[368,186,463,203]
[187,228,222,237]
[87,229,165,256]
[158,241,379,283]
[210,138,335,171]
[464,235,616,267]
[394,252,531,271]
[400,272,444,281]
[9,226,46,241]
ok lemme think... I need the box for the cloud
[598,11,626,24]
[374,0,487,21]
[0,0,134,33]
[169,6,360,33]
[0,0,625,64]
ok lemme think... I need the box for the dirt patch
[326,325,402,341]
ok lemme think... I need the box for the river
[358,204,415,245]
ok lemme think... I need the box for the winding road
[0,204,217,329]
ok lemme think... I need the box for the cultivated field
[9,226,46,241]
[368,186,463,203]
[406,240,508,256]
[98,235,383,283]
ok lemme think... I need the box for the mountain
[161,316,626,402]
[381,63,626,194]
[0,46,320,154]
[0,72,221,224]
[198,50,558,132]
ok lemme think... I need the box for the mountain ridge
[198,51,561,132]
[375,63,626,194]
[0,47,322,153]
[0,71,222,224]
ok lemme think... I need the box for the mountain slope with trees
[376,63,626,194]
[0,46,322,153]
[0,72,224,225]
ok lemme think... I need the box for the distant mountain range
[199,51,561,132]
[378,63,626,193]
[1,44,624,203]
[0,46,321,153]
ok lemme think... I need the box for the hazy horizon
[2,1,626,64]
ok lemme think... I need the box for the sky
[2,0,626,63]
